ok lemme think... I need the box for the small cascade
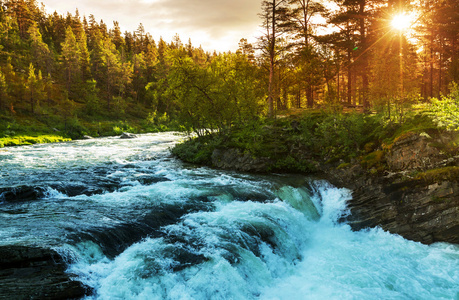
[0,133,458,300]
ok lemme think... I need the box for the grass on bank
[0,110,184,147]
[172,107,452,174]
[0,135,70,147]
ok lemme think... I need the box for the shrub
[429,82,459,130]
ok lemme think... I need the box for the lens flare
[391,13,411,30]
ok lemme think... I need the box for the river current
[0,133,458,299]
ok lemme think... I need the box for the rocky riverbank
[204,131,459,245]
[0,246,90,299]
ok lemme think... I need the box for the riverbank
[0,113,180,148]
[172,112,459,245]
[1,131,458,299]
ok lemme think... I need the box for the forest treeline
[0,0,457,138]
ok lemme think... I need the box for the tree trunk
[268,0,276,117]
[358,0,369,108]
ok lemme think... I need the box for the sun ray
[391,13,412,31]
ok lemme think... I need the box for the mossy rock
[414,167,459,184]
[360,150,385,170]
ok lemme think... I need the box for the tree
[285,0,327,108]
[324,0,367,106]
[0,70,7,111]
[417,0,458,98]
[61,26,81,97]
[237,38,255,63]
[25,63,43,113]
[166,49,263,135]
[111,21,125,52]
[259,0,289,117]
[27,21,52,74]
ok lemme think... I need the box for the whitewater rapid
[0,133,458,299]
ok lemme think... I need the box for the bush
[429,82,459,130]
[172,135,223,165]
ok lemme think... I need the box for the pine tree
[25,63,43,113]
[0,70,7,111]
[27,21,53,74]
[259,0,289,116]
[61,26,81,96]
[285,0,327,108]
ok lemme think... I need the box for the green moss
[270,155,317,173]
[414,167,459,183]
[360,150,385,170]
[0,135,71,147]
[382,114,439,150]
[337,162,351,169]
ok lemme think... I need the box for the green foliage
[429,82,459,130]
[166,50,263,136]
[270,155,317,173]
[0,135,70,147]
[112,121,136,135]
[380,113,438,149]
[171,136,223,165]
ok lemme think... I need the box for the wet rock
[82,135,93,140]
[69,202,213,259]
[50,183,107,197]
[120,132,138,139]
[0,186,47,202]
[0,245,91,299]
[342,175,459,245]
[211,148,271,173]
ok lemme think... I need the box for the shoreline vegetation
[172,102,459,178]
[1,0,456,152]
[0,113,182,148]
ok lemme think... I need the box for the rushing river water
[1,133,458,299]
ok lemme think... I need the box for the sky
[39,0,263,52]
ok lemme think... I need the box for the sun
[391,13,412,31]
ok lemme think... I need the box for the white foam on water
[67,180,459,300]
[3,133,458,300]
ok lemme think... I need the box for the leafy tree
[166,49,262,135]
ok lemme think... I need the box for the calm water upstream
[0,133,458,299]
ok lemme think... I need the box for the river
[0,133,458,299]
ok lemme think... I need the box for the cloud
[40,0,262,52]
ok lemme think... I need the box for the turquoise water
[1,133,458,299]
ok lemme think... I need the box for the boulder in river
[120,132,138,139]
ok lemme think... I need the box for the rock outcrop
[209,132,459,245]
[326,132,459,245]
[211,148,272,173]
[330,168,459,245]
[385,131,452,171]
[0,246,90,300]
